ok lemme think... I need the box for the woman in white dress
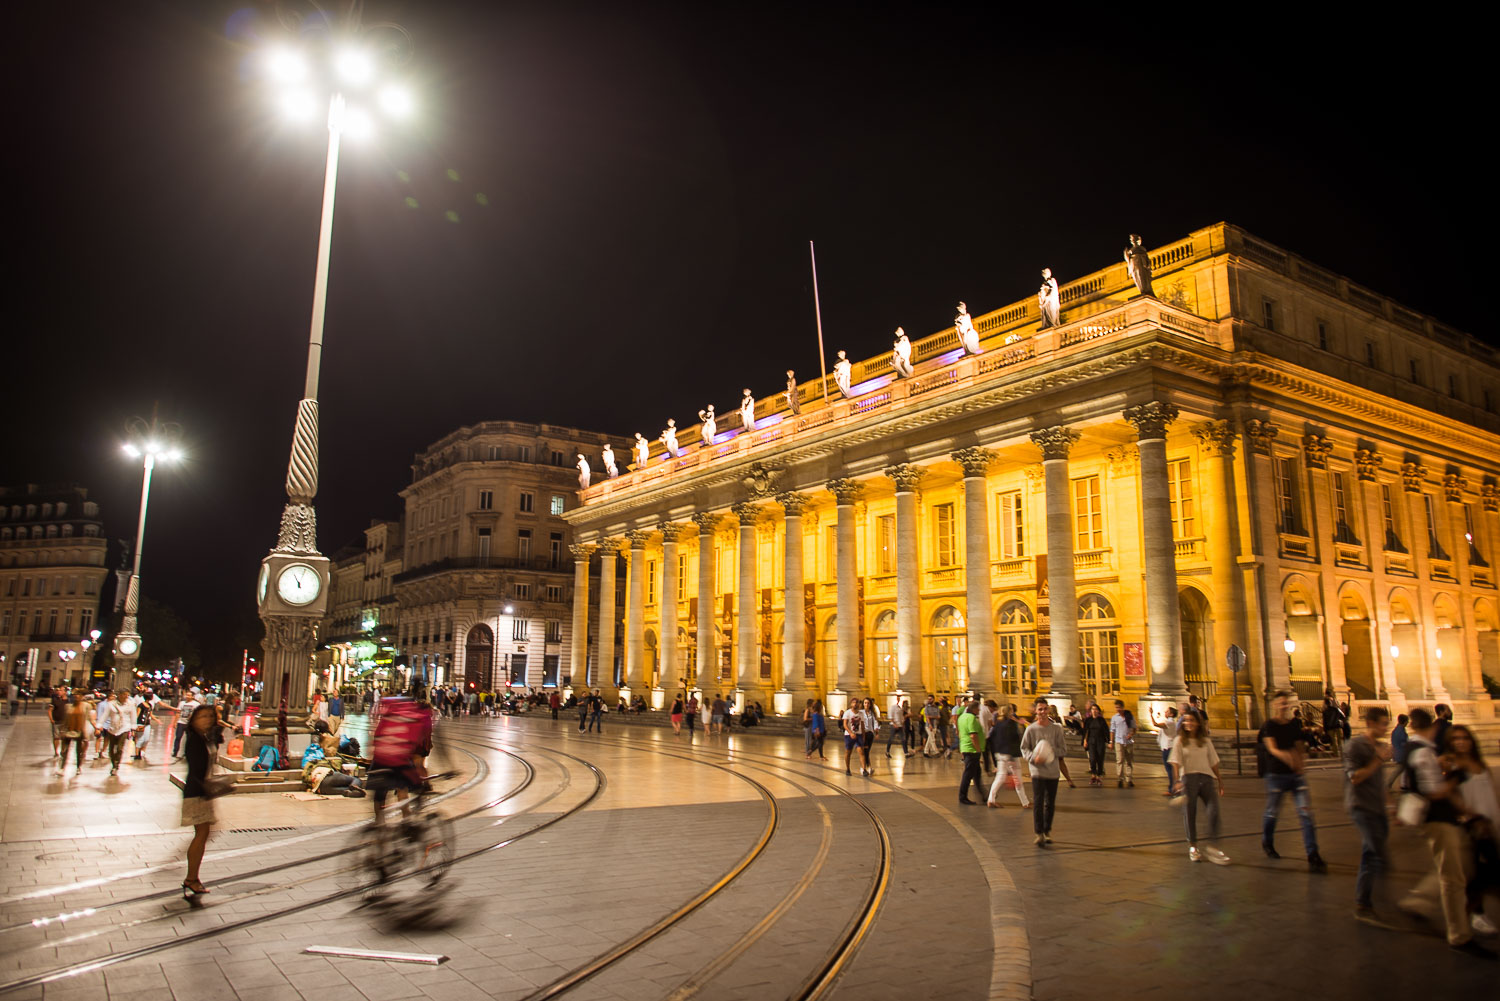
[833,351,853,398]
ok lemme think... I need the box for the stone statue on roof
[602,442,619,478]
[955,303,982,355]
[785,370,801,415]
[660,420,681,458]
[1124,233,1154,298]
[1038,268,1061,329]
[833,351,853,398]
[576,453,591,490]
[698,404,717,445]
[740,389,756,432]
[892,327,914,377]
[633,433,650,467]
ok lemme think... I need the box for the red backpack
[372,698,430,767]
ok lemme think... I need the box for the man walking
[685,693,698,735]
[1258,690,1327,872]
[1152,705,1179,795]
[1344,706,1392,923]
[957,696,985,804]
[327,689,344,735]
[886,698,906,757]
[172,688,201,759]
[587,690,605,732]
[102,690,133,776]
[1110,700,1136,788]
[48,686,68,757]
[1020,701,1074,846]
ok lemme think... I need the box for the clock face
[118,637,139,656]
[277,563,322,606]
[257,564,270,603]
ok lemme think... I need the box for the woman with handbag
[1443,725,1499,936]
[182,704,226,899]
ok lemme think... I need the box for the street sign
[1225,644,1246,673]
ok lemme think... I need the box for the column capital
[731,501,763,525]
[827,477,864,505]
[1354,448,1383,482]
[660,521,693,543]
[1483,482,1499,513]
[1123,401,1179,440]
[884,462,925,493]
[1442,473,1468,503]
[1302,434,1333,470]
[776,491,810,516]
[691,511,720,534]
[1243,418,1278,455]
[1191,419,1237,458]
[596,537,623,556]
[1400,461,1428,493]
[1030,425,1081,461]
[624,528,652,548]
[568,543,596,561]
[951,447,995,478]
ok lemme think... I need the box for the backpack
[373,698,430,767]
[301,742,325,767]
[338,735,361,756]
[253,745,281,771]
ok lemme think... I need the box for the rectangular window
[546,619,562,643]
[1261,298,1277,332]
[1409,358,1422,384]
[509,653,527,684]
[1167,460,1194,538]
[0,610,8,635]
[1449,373,1459,399]
[517,446,531,463]
[62,608,73,636]
[876,514,895,574]
[1316,322,1328,351]
[543,654,560,687]
[1331,471,1360,544]
[1274,458,1302,534]
[46,609,57,635]
[1424,494,1448,557]
[1381,484,1403,551]
[678,553,688,600]
[4,579,12,597]
[934,503,957,567]
[546,584,563,603]
[550,450,566,467]
[478,490,493,511]
[85,577,97,595]
[22,578,31,597]
[66,576,77,595]
[550,495,565,516]
[1073,476,1104,550]
[998,491,1025,559]
[487,445,502,460]
[518,529,532,562]
[647,559,657,603]
[1366,341,1377,368]
[518,491,534,513]
[513,583,532,602]
[80,608,93,635]
[477,529,491,563]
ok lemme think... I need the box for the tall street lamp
[115,414,184,691]
[251,16,414,715]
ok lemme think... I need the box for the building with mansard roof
[563,222,1500,731]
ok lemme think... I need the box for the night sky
[5,1,1486,670]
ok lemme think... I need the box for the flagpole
[809,240,829,403]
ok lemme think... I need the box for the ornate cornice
[1442,473,1468,503]
[1400,462,1428,493]
[1303,434,1333,470]
[1030,425,1081,461]
[952,447,995,478]
[884,463,925,493]
[828,477,864,504]
[776,491,809,517]
[1191,419,1236,458]
[1123,401,1178,440]
[1244,418,1278,455]
[1353,448,1383,482]
[731,501,762,526]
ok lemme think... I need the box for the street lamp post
[115,415,184,690]
[251,20,414,720]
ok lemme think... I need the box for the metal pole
[809,240,829,404]
[1233,663,1242,776]
[304,93,344,402]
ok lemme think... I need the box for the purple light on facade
[847,375,891,397]
[934,347,965,365]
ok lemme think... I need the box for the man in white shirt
[172,690,201,759]
[102,691,134,775]
[1152,706,1180,796]
[885,699,907,757]
[979,699,997,773]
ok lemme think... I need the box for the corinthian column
[733,502,763,708]
[596,540,620,696]
[568,543,594,691]
[954,447,996,696]
[778,493,808,698]
[623,529,649,697]
[884,464,925,702]
[1125,403,1188,709]
[659,525,682,696]
[1031,425,1081,707]
[692,512,719,695]
[829,477,864,713]
[1192,421,1247,701]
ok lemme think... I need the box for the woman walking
[859,698,880,775]
[1170,710,1230,864]
[808,700,827,759]
[57,692,88,775]
[1442,724,1499,934]
[134,691,155,761]
[842,702,866,775]
[181,705,224,898]
[802,699,817,757]
[987,703,1031,809]
[669,694,685,737]
[1081,704,1110,787]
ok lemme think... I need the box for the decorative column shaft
[1125,403,1188,696]
[624,530,648,692]
[1031,426,1081,699]
[779,493,808,694]
[733,503,763,705]
[1191,422,1246,698]
[954,448,996,695]
[830,478,864,701]
[693,512,719,693]
[885,466,925,699]
[660,527,681,693]
[596,541,619,694]
[569,544,593,689]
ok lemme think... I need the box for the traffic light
[248,666,258,677]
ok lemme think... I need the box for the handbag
[202,771,236,800]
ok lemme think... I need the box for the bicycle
[355,769,458,904]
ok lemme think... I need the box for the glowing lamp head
[122,443,141,458]
[340,106,375,140]
[378,85,413,117]
[1283,638,1295,655]
[1390,645,1400,659]
[267,48,307,83]
[278,90,317,121]
[336,48,374,84]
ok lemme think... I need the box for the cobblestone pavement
[1,711,1495,1001]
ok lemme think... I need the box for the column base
[617,685,632,706]
[1137,692,1188,732]
[772,689,796,716]
[650,687,667,710]
[826,690,852,715]
[1041,692,1078,717]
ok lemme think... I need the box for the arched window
[930,605,967,694]
[61,524,73,537]
[996,599,1037,698]
[1077,593,1120,696]
[871,610,896,692]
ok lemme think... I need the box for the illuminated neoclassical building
[564,223,1500,727]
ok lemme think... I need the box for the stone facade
[564,223,1500,727]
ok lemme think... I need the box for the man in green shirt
[957,696,985,805]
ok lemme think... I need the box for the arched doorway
[929,605,967,695]
[995,599,1037,700]
[1477,599,1500,689]
[1433,594,1465,697]
[1388,590,1423,697]
[1078,593,1120,697]
[1283,578,1325,701]
[1178,588,1216,702]
[1338,587,1378,700]
[465,625,494,691]
[871,610,896,695]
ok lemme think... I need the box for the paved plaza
[0,709,1495,1001]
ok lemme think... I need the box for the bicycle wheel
[415,814,456,887]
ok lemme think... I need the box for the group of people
[43,685,230,775]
